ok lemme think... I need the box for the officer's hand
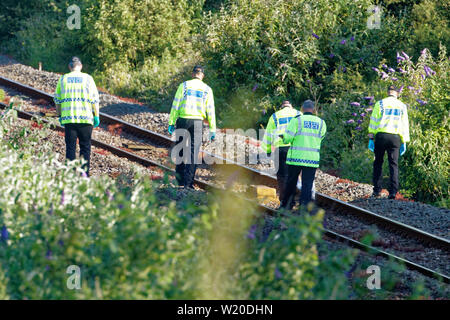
[266,152,272,157]
[93,116,100,128]
[210,132,216,142]
[400,143,406,156]
[168,125,175,135]
[368,139,374,152]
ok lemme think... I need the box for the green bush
[7,12,84,72]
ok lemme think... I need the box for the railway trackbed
[1,87,449,284]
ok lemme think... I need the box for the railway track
[0,77,449,284]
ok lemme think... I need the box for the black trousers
[373,132,401,196]
[174,118,203,188]
[64,123,93,176]
[275,146,290,201]
[280,165,317,209]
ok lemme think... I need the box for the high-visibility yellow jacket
[282,113,327,168]
[54,71,99,125]
[369,96,410,143]
[169,78,216,132]
[261,107,302,153]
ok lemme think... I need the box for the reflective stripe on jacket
[169,79,216,132]
[283,114,327,168]
[261,107,302,153]
[368,96,410,143]
[54,71,99,125]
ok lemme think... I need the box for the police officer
[168,65,216,189]
[368,85,410,199]
[280,100,327,209]
[261,100,302,201]
[54,57,100,177]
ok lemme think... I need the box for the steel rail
[1,75,449,250]
[1,102,448,284]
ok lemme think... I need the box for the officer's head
[192,65,205,80]
[302,100,315,113]
[388,85,399,98]
[281,100,293,108]
[69,57,82,71]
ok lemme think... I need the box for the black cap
[192,65,204,74]
[302,100,315,110]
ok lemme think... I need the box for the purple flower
[398,67,406,74]
[329,53,335,58]
[60,190,65,205]
[1,226,8,241]
[416,99,427,105]
[402,51,410,60]
[396,52,405,63]
[371,67,379,73]
[424,65,435,77]
[252,84,258,92]
[360,113,366,117]
[359,57,364,62]
[407,86,415,91]
[247,224,257,239]
[46,250,52,260]
[421,48,427,58]
[368,101,374,106]
[352,112,357,117]
[364,96,374,101]
[381,72,388,80]
[275,267,282,279]
[316,60,321,64]
[391,77,398,81]
[398,85,404,94]
[355,126,362,130]
[340,39,346,45]
[312,32,320,39]
[388,68,396,73]
[350,102,360,107]
[365,108,373,113]
[58,240,64,247]
[351,36,355,42]
[357,119,363,124]
[382,64,388,69]
[106,190,114,201]
[346,119,355,124]
[421,74,426,80]
[118,204,124,209]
